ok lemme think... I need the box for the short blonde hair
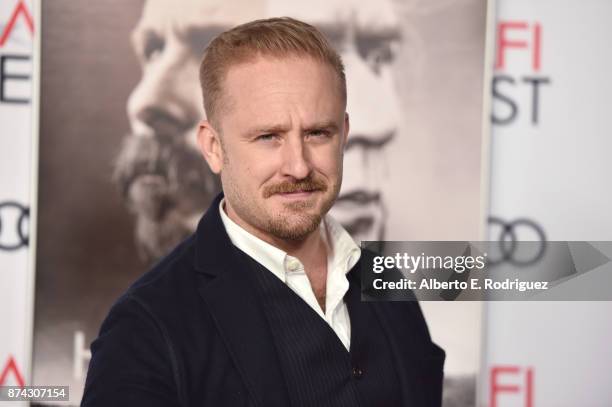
[199,17,346,126]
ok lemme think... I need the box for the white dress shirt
[219,199,361,350]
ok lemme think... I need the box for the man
[83,18,444,406]
[114,0,400,263]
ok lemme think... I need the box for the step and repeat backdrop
[3,0,611,406]
[483,1,612,406]
[0,0,34,396]
[31,0,488,405]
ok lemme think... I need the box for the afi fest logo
[492,22,551,126]
[0,355,25,386]
[0,0,32,392]
[490,365,534,407]
[0,0,33,104]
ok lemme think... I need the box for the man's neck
[223,200,330,312]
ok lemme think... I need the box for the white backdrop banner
[484,0,612,406]
[0,0,34,393]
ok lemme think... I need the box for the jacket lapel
[193,194,291,407]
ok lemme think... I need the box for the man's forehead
[266,0,399,29]
[139,0,265,31]
[221,57,345,126]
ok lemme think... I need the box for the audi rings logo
[0,201,29,251]
[488,216,547,266]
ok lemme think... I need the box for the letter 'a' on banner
[483,0,612,406]
[0,0,38,402]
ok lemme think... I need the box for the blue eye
[256,134,277,141]
[308,130,330,138]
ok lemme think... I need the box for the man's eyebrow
[244,124,291,137]
[356,27,402,45]
[316,23,402,45]
[315,24,346,47]
[244,121,340,137]
[176,25,229,53]
[303,122,340,133]
[345,132,395,150]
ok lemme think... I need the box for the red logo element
[495,21,542,72]
[0,355,25,387]
[0,0,34,47]
[490,365,534,407]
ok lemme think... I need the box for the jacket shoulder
[83,235,213,406]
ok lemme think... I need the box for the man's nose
[338,45,399,193]
[342,48,399,140]
[127,49,200,139]
[279,136,312,180]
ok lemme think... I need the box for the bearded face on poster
[113,0,401,263]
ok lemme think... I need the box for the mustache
[113,133,218,198]
[343,216,375,236]
[114,134,168,197]
[263,176,328,198]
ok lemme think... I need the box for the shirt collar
[218,198,361,281]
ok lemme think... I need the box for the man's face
[120,0,400,260]
[204,56,348,242]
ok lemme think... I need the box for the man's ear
[342,112,350,149]
[197,120,224,174]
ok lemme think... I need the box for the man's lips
[335,190,380,206]
[344,216,374,236]
[276,189,319,199]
